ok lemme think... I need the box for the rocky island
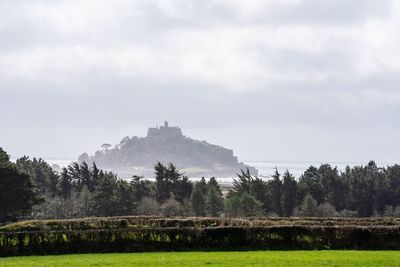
[79,122,258,178]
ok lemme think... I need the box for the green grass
[1,251,400,267]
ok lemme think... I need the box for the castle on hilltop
[147,121,183,138]
[80,121,258,177]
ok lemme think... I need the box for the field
[1,251,400,267]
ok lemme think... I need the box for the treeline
[1,146,400,223]
[226,163,400,218]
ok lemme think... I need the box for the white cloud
[1,0,400,161]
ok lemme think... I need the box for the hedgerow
[1,217,400,256]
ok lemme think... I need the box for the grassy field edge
[1,250,400,267]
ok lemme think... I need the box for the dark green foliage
[66,162,101,193]
[155,162,192,204]
[1,217,400,256]
[0,148,42,223]
[92,172,120,217]
[268,169,283,216]
[282,170,297,216]
[190,183,206,216]
[298,166,324,204]
[16,157,59,197]
[205,186,224,217]
[231,169,269,214]
[225,192,263,217]
[115,180,136,216]
[155,162,170,203]
[130,175,151,202]
[59,168,72,200]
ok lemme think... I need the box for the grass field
[1,251,400,267]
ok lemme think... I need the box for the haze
[1,0,400,164]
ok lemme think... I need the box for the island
[78,122,258,178]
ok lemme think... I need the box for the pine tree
[59,167,73,199]
[190,182,206,216]
[268,168,282,216]
[92,172,119,216]
[282,170,297,216]
[155,162,170,203]
[205,186,224,217]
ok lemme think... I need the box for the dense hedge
[2,217,400,232]
[1,217,400,256]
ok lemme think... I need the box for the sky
[1,0,400,164]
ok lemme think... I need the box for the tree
[299,194,318,217]
[76,185,93,217]
[224,191,262,217]
[190,182,206,216]
[130,175,151,202]
[138,197,160,215]
[298,166,324,204]
[16,156,60,196]
[155,162,170,203]
[282,170,297,217]
[318,202,338,217]
[92,172,119,216]
[198,177,208,195]
[115,180,136,215]
[161,198,184,217]
[0,148,42,222]
[268,168,282,216]
[154,162,192,204]
[59,167,73,199]
[239,192,263,217]
[205,186,224,217]
[232,169,269,213]
[224,192,241,217]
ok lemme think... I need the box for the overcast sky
[1,0,400,164]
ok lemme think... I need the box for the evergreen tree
[205,186,224,217]
[130,175,151,202]
[0,148,42,222]
[116,180,136,215]
[232,169,269,213]
[92,172,119,216]
[198,177,208,195]
[76,185,92,217]
[155,162,170,203]
[59,167,73,199]
[298,166,324,204]
[224,191,262,217]
[239,192,263,217]
[155,162,192,204]
[16,156,59,196]
[282,170,297,216]
[224,192,241,217]
[190,182,206,216]
[89,162,100,192]
[268,168,282,216]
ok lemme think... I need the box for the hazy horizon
[2,1,400,163]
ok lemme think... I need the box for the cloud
[1,0,400,162]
